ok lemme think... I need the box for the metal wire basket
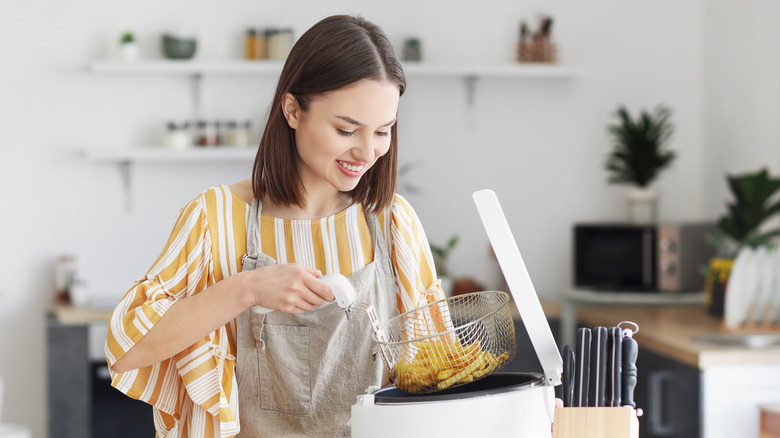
[374,291,517,394]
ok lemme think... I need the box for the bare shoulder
[229,179,254,205]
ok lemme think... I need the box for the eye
[337,128,356,137]
[376,131,390,137]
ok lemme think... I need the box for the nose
[351,134,378,163]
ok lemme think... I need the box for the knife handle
[573,327,591,407]
[621,329,638,408]
[606,327,623,407]
[588,326,608,407]
[562,344,575,407]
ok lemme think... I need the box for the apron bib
[236,199,397,437]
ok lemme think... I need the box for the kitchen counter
[576,304,780,369]
[49,303,113,324]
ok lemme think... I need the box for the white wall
[703,0,780,217]
[6,1,777,436]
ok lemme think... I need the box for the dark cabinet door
[635,348,701,438]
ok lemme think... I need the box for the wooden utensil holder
[552,407,639,438]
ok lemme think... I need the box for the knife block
[552,407,639,438]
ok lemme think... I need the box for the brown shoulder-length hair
[252,15,406,214]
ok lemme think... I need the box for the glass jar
[165,121,190,149]
[225,120,252,146]
[195,120,218,146]
[267,28,294,60]
[244,28,266,60]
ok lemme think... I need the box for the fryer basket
[374,291,516,394]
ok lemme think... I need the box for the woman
[105,14,445,437]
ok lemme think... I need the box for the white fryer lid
[473,189,563,386]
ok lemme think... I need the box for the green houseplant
[705,168,780,316]
[715,167,780,252]
[119,31,139,61]
[605,104,676,223]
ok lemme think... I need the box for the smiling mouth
[337,160,365,172]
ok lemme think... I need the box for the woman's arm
[111,262,333,373]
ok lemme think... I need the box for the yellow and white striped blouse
[105,184,444,438]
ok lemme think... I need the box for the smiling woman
[104,14,444,438]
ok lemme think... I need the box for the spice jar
[267,28,294,60]
[226,120,252,146]
[165,121,190,149]
[244,28,266,60]
[195,120,218,146]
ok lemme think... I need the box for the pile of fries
[393,338,511,393]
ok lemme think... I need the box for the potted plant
[605,104,676,223]
[704,168,780,316]
[714,167,780,252]
[119,31,139,61]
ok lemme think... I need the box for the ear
[281,93,301,129]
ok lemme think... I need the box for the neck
[262,192,352,220]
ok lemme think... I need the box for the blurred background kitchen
[2,0,780,437]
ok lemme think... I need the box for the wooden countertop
[576,305,780,369]
[49,303,113,325]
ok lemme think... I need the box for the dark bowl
[162,34,197,59]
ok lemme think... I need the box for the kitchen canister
[267,28,294,60]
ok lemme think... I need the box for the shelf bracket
[464,75,478,108]
[190,73,203,125]
[118,160,133,212]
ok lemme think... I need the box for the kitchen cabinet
[46,313,155,438]
[634,347,700,438]
[576,305,780,438]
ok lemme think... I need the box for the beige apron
[236,199,397,437]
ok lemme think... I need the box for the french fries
[393,338,510,393]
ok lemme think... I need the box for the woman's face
[283,78,400,196]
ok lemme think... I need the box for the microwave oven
[573,222,716,292]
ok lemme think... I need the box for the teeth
[338,160,363,172]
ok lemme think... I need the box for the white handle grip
[251,272,356,314]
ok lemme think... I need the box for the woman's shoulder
[389,193,417,216]
[376,193,420,228]
[189,181,252,209]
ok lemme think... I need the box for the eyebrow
[336,115,397,128]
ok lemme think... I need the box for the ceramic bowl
[162,34,197,59]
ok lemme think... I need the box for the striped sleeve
[104,192,238,436]
[382,194,446,314]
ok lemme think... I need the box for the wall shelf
[89,60,581,79]
[87,60,580,210]
[84,147,256,211]
[84,146,256,164]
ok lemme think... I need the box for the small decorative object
[402,38,422,62]
[516,16,556,63]
[162,30,198,60]
[704,257,733,316]
[431,235,459,297]
[119,31,139,61]
[605,104,676,223]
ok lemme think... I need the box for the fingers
[250,263,341,314]
[304,274,335,303]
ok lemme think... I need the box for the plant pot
[625,186,660,224]
[119,42,139,61]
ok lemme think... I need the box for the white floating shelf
[90,60,286,75]
[89,60,581,79]
[84,147,257,163]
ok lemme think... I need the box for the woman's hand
[240,263,336,313]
